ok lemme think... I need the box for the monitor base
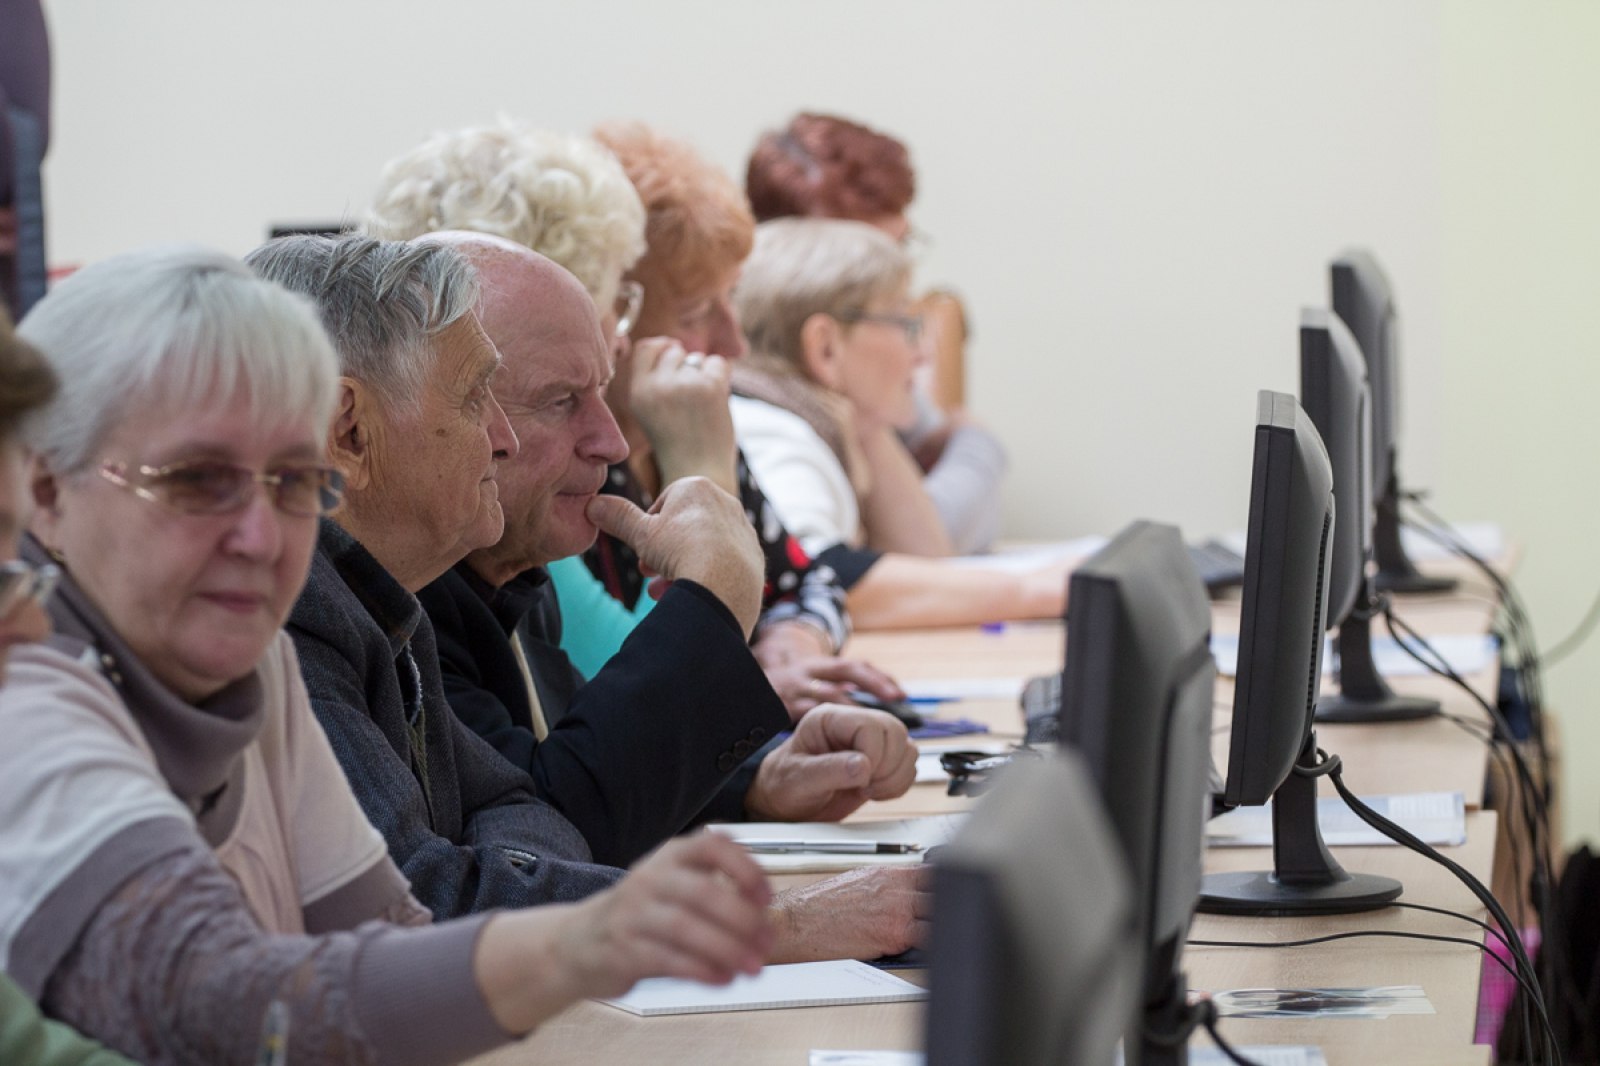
[1314,692,1440,724]
[1375,569,1459,596]
[1197,870,1402,917]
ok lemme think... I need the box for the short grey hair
[244,234,479,412]
[363,120,645,310]
[17,244,339,475]
[736,218,912,368]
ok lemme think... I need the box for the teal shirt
[545,556,656,679]
[0,974,136,1065]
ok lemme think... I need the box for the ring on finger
[684,353,705,369]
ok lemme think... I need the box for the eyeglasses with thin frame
[99,460,346,518]
[613,280,645,340]
[0,560,59,618]
[834,309,925,347]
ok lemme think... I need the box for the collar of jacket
[316,518,423,659]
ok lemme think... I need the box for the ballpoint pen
[738,840,923,854]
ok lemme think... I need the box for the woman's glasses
[99,460,345,518]
[0,560,59,618]
[833,309,924,347]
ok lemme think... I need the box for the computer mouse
[845,689,925,729]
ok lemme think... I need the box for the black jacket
[288,521,621,918]
[418,561,789,868]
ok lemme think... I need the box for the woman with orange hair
[597,123,1065,631]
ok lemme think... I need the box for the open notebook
[601,960,926,1016]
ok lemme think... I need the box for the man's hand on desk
[767,865,931,964]
[744,704,918,822]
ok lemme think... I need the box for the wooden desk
[468,815,1499,1066]
[470,577,1510,1066]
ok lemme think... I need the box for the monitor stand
[1314,583,1441,724]
[1373,477,1458,595]
[1198,733,1402,916]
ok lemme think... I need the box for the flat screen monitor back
[1198,391,1402,915]
[1331,250,1456,594]
[1058,519,1215,1066]
[1301,309,1439,724]
[925,753,1139,1066]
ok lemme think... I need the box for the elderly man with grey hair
[247,234,789,919]
[246,234,752,915]
[416,232,928,961]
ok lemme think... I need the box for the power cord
[1141,997,1264,1066]
[1324,753,1562,1065]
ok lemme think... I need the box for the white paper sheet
[1208,792,1466,848]
[944,535,1108,575]
[601,960,926,1016]
[1210,632,1497,679]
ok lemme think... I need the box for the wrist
[753,620,833,666]
[475,908,587,1035]
[765,894,804,964]
[743,761,776,820]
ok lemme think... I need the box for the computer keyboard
[1187,539,1246,593]
[1020,672,1062,744]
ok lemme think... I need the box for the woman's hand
[628,337,739,495]
[474,832,773,1035]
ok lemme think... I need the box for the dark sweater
[418,562,789,867]
[287,520,620,918]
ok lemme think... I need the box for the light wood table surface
[471,567,1511,1065]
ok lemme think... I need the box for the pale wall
[36,1,1598,844]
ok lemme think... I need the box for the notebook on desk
[601,960,926,1016]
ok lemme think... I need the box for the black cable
[1195,1001,1264,1066]
[1397,504,1570,1059]
[1190,928,1536,1004]
[1326,759,1562,1065]
[1382,606,1553,896]
[1382,607,1555,958]
[1400,502,1550,778]
[1537,584,1600,666]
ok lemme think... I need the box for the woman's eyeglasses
[613,280,645,340]
[834,309,924,347]
[0,560,59,618]
[99,460,346,518]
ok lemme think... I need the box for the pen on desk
[738,840,923,854]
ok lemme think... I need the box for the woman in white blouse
[732,218,1076,629]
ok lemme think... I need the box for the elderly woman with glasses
[746,112,1009,556]
[367,121,902,714]
[0,246,772,1066]
[731,217,1073,629]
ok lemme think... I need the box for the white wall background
[36,1,1600,847]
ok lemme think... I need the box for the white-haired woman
[0,246,770,1066]
[731,218,1074,628]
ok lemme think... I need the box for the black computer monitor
[1330,250,1456,595]
[926,753,1140,1066]
[1197,392,1402,915]
[1057,520,1215,1066]
[1300,308,1439,724]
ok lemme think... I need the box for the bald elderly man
[417,234,928,960]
